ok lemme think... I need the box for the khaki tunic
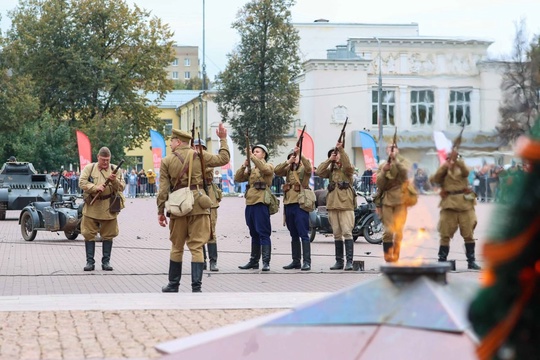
[315,148,355,211]
[376,156,409,206]
[79,163,126,220]
[274,155,312,205]
[430,160,477,245]
[156,139,230,216]
[234,156,274,205]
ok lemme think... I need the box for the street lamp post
[375,37,384,162]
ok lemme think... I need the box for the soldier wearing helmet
[235,143,274,271]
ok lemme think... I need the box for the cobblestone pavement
[0,195,492,359]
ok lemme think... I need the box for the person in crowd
[316,142,356,271]
[138,169,147,197]
[128,169,138,199]
[430,155,480,270]
[413,168,429,194]
[375,143,411,263]
[361,168,374,193]
[146,169,157,197]
[79,147,125,272]
[158,124,229,293]
[192,138,230,272]
[275,146,313,271]
[235,144,274,272]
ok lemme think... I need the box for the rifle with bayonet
[245,129,251,174]
[89,159,125,205]
[387,127,398,164]
[330,117,348,172]
[291,125,306,171]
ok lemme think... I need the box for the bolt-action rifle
[291,125,306,171]
[245,129,251,174]
[387,127,398,164]
[89,159,125,205]
[449,122,466,167]
[330,117,348,172]
[190,120,196,148]
[197,131,209,196]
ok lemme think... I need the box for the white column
[436,88,448,131]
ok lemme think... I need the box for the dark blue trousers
[245,203,272,246]
[284,203,309,243]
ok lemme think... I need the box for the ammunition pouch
[337,181,350,190]
[282,183,291,193]
[327,182,336,192]
[253,181,267,190]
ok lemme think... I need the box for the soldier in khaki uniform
[275,146,313,271]
[79,147,126,272]
[376,144,410,263]
[316,142,356,271]
[193,139,228,272]
[430,156,480,270]
[158,124,230,293]
[235,144,274,272]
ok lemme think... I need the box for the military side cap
[171,129,192,142]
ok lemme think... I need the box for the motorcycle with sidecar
[19,175,83,241]
[309,191,384,244]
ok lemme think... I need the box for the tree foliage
[214,0,301,156]
[497,19,540,144]
[0,0,175,165]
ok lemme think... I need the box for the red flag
[152,148,162,170]
[76,130,92,170]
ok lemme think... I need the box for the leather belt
[96,193,113,201]
[446,189,466,195]
[172,184,199,191]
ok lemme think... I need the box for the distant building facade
[165,45,199,82]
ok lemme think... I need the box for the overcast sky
[1,0,539,79]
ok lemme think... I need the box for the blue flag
[150,129,166,157]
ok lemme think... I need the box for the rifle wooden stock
[190,121,196,147]
[89,159,125,205]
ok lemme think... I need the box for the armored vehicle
[0,161,63,220]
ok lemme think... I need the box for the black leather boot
[191,262,204,292]
[330,240,344,270]
[383,242,395,263]
[238,243,261,269]
[207,243,219,272]
[283,241,301,269]
[203,245,208,271]
[162,260,182,293]
[438,245,450,262]
[344,239,354,271]
[101,240,113,271]
[261,244,271,271]
[301,241,311,271]
[465,243,481,270]
[84,241,95,271]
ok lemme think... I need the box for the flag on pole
[150,129,166,171]
[433,131,453,165]
[300,128,315,188]
[76,130,92,170]
[359,131,379,169]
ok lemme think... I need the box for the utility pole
[375,37,384,162]
[202,0,207,91]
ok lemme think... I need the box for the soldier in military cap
[316,142,356,270]
[192,138,229,272]
[235,144,274,271]
[158,124,229,293]
[275,146,313,271]
[7,156,16,162]
[430,154,480,270]
[79,147,126,272]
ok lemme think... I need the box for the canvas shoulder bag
[292,170,316,212]
[165,151,196,217]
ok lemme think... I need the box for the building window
[184,71,191,80]
[410,90,434,126]
[172,71,178,79]
[163,119,172,136]
[372,90,395,126]
[126,156,144,172]
[184,58,191,66]
[172,58,178,66]
[448,90,471,125]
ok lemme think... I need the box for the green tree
[214,0,301,156]
[1,0,175,162]
[497,19,540,144]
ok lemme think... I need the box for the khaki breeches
[169,214,210,263]
[328,209,354,241]
[81,216,119,241]
[208,208,218,244]
[438,208,477,246]
[381,204,407,244]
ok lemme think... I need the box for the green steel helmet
[252,144,269,161]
